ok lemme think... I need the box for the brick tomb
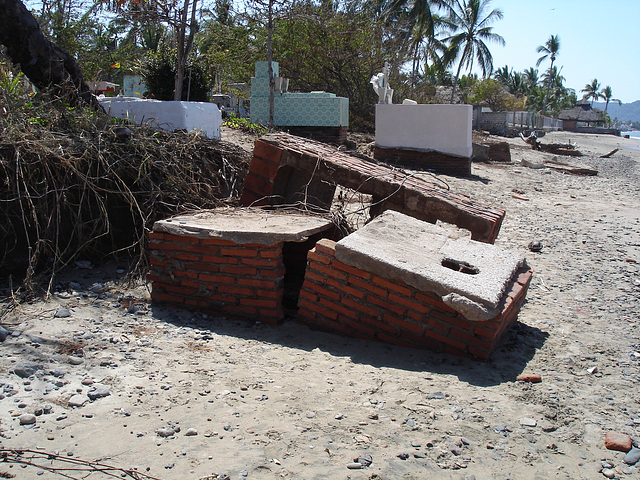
[148,208,532,359]
[148,208,334,324]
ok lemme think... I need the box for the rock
[601,468,616,479]
[519,418,537,427]
[528,241,543,252]
[397,452,409,460]
[157,427,175,438]
[19,414,37,425]
[0,325,9,342]
[68,356,84,365]
[87,385,111,400]
[68,394,88,407]
[54,307,71,318]
[605,431,632,452]
[624,448,640,465]
[356,454,373,467]
[516,373,542,383]
[346,462,363,469]
[427,391,445,400]
[185,428,198,436]
[13,363,42,378]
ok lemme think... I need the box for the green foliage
[141,51,209,101]
[271,1,402,130]
[223,113,268,135]
[468,78,508,111]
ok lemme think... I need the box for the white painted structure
[99,97,222,139]
[375,104,472,158]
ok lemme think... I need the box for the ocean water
[621,131,640,151]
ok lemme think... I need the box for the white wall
[99,97,222,140]
[375,104,472,158]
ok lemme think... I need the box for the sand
[0,128,639,480]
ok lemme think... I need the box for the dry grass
[0,81,251,293]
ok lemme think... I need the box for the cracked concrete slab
[335,211,526,320]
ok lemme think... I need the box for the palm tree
[581,78,603,105]
[445,0,504,104]
[383,0,450,85]
[600,85,621,114]
[536,34,560,114]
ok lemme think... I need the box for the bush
[142,51,209,102]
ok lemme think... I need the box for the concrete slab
[154,208,333,245]
[335,211,526,320]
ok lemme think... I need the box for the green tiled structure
[250,62,349,128]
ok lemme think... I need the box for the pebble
[605,431,632,452]
[624,448,640,465]
[157,427,175,438]
[19,413,37,425]
[516,373,542,383]
[54,307,71,318]
[427,391,445,399]
[185,428,198,436]
[0,325,9,342]
[346,462,363,469]
[356,454,373,467]
[602,468,616,479]
[87,385,111,400]
[68,356,84,365]
[519,417,537,427]
[13,362,42,378]
[68,394,88,407]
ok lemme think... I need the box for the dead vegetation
[0,90,251,293]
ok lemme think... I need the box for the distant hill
[592,100,640,122]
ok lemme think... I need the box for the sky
[476,0,640,104]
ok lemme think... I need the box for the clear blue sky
[478,0,640,104]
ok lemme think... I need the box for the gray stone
[13,363,42,378]
[346,463,363,469]
[87,385,110,400]
[68,356,84,365]
[427,391,445,400]
[185,428,198,436]
[19,414,37,425]
[0,325,9,342]
[54,307,71,318]
[624,448,640,465]
[68,394,88,407]
[157,427,175,437]
[519,417,537,427]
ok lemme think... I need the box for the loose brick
[314,239,337,255]
[307,250,332,265]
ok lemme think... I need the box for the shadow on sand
[150,303,548,388]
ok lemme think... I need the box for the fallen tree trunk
[0,0,104,113]
[520,133,583,156]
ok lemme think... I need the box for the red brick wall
[148,232,285,324]
[297,239,532,360]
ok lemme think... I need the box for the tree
[600,85,621,114]
[536,34,560,114]
[444,0,504,104]
[0,0,103,111]
[382,0,449,86]
[581,78,603,105]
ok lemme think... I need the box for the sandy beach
[1,129,639,480]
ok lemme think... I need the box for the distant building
[88,81,118,96]
[559,100,605,130]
